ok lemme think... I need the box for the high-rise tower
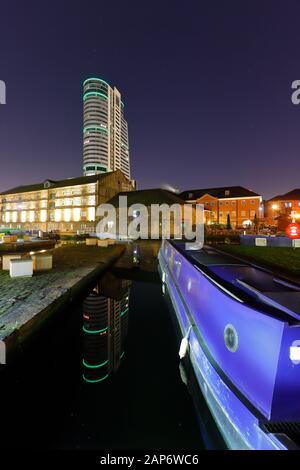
[83,77,131,179]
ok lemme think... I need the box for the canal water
[0,268,224,450]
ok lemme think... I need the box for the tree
[253,213,258,233]
[226,213,232,230]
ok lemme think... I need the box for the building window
[241,211,246,217]
[250,200,254,204]
[225,190,230,196]
[285,202,292,208]
[242,200,246,205]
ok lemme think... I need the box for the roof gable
[196,193,218,202]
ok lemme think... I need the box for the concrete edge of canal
[2,244,125,357]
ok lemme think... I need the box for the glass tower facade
[83,78,131,179]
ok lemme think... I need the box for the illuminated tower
[83,77,131,178]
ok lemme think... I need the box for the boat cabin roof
[170,241,300,324]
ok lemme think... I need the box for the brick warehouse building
[0,170,133,234]
[180,186,262,228]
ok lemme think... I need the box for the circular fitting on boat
[224,324,238,352]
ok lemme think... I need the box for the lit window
[40,210,47,222]
[88,207,95,221]
[55,209,61,222]
[73,208,81,222]
[64,208,71,222]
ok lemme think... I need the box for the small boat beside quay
[158,240,300,450]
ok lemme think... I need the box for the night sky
[1,1,300,199]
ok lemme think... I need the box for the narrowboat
[158,240,300,450]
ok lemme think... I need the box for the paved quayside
[0,244,124,354]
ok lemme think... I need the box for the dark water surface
[0,269,223,450]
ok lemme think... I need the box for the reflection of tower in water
[82,274,131,383]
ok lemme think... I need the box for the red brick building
[180,186,262,228]
[265,189,300,225]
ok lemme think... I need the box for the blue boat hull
[158,241,300,450]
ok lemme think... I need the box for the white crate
[97,239,108,247]
[293,239,300,248]
[86,238,97,246]
[10,259,33,278]
[255,237,267,247]
[2,254,22,270]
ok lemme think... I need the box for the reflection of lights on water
[82,373,109,384]
[179,362,188,386]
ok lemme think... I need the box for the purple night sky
[0,0,300,199]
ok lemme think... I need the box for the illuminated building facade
[265,189,300,224]
[180,186,262,228]
[83,77,131,179]
[0,170,133,233]
[82,274,131,384]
